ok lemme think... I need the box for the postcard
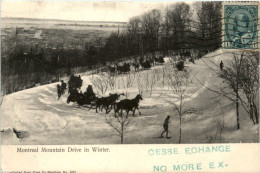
[1,1,259,172]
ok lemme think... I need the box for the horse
[95,97,110,113]
[105,93,125,112]
[108,65,116,74]
[141,60,151,69]
[95,93,124,113]
[132,62,140,71]
[124,63,131,72]
[116,64,124,74]
[155,56,165,64]
[116,63,131,74]
[114,94,143,117]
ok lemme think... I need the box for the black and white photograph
[1,1,259,145]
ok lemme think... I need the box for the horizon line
[1,17,128,24]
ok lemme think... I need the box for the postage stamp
[223,4,258,49]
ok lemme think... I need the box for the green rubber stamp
[224,5,258,49]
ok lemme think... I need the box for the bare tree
[161,64,172,91]
[205,118,225,143]
[200,52,247,129]
[161,5,171,55]
[105,73,118,91]
[167,69,198,143]
[141,9,161,55]
[239,52,259,124]
[161,67,166,89]
[206,101,225,143]
[126,72,136,88]
[143,70,157,97]
[218,52,244,129]
[136,72,144,95]
[143,72,150,92]
[105,110,131,144]
[149,70,157,96]
[90,74,109,95]
[165,3,192,52]
[218,101,225,142]
[200,52,259,128]
[126,17,142,55]
[195,2,222,52]
[120,73,136,98]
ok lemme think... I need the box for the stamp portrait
[223,5,258,49]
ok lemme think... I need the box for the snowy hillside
[1,49,259,144]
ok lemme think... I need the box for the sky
[1,1,182,22]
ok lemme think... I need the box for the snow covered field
[1,49,259,144]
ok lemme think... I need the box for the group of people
[68,75,83,94]
[67,84,97,106]
[107,55,166,74]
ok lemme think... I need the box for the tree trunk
[249,103,256,125]
[179,116,182,144]
[253,103,258,124]
[121,123,124,144]
[121,133,123,144]
[236,92,240,130]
